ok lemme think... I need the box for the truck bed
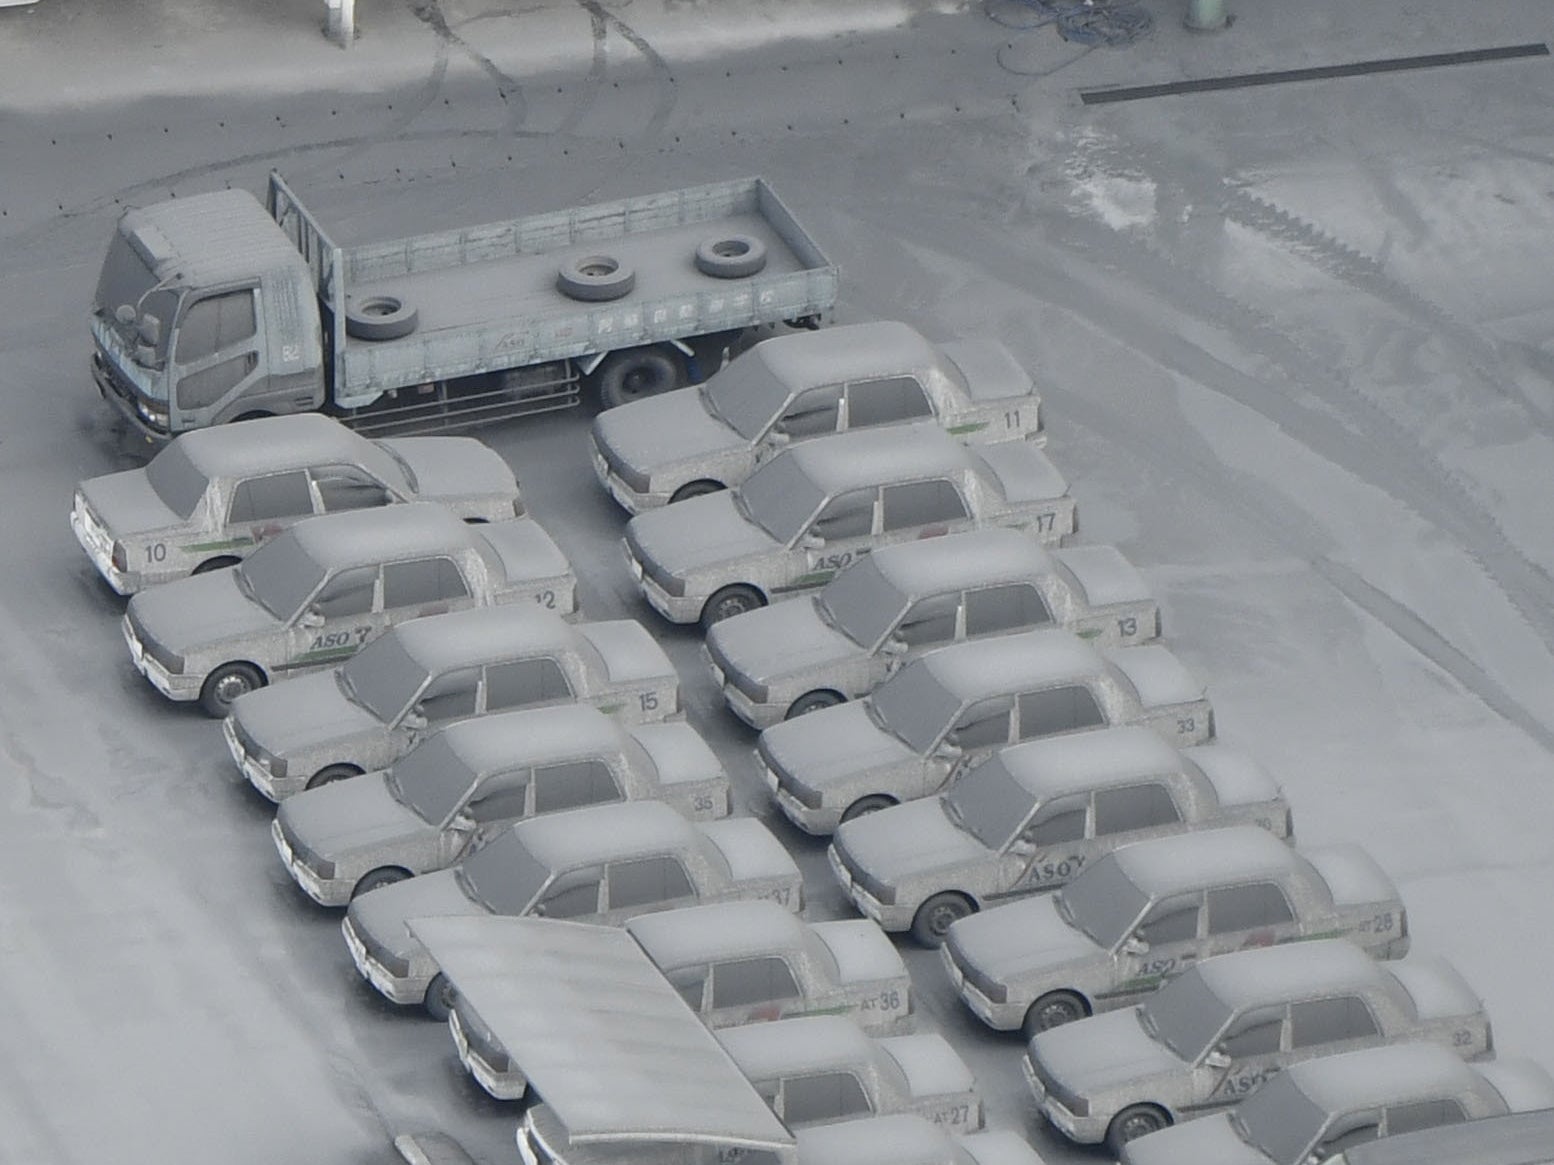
[269,176,837,409]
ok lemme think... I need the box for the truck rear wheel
[345,294,420,341]
[596,346,688,410]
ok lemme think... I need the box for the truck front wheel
[596,346,688,409]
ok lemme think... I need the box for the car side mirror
[880,637,908,657]
[1204,1048,1232,1070]
[403,709,429,733]
[800,533,825,550]
[300,608,325,629]
[1121,934,1149,956]
[768,427,792,446]
[935,739,963,761]
[1008,837,1035,857]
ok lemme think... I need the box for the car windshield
[867,660,963,755]
[1229,1073,1329,1165]
[235,533,328,622]
[816,557,909,649]
[700,354,794,441]
[737,453,827,545]
[457,830,553,916]
[942,754,1037,850]
[1056,856,1150,949]
[1139,967,1233,1062]
[337,633,429,723]
[387,733,478,826]
[143,443,210,520]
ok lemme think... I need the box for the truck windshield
[339,634,430,723]
[737,454,826,546]
[701,357,792,441]
[1139,968,1233,1063]
[236,534,328,621]
[1228,1073,1330,1165]
[387,733,477,826]
[816,557,908,649]
[457,830,552,915]
[1056,857,1149,950]
[867,661,962,755]
[143,443,210,520]
[942,755,1036,850]
[95,231,177,358]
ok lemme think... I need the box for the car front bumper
[1022,1055,1108,1142]
[122,614,199,699]
[941,947,1020,1030]
[342,915,427,1006]
[224,716,308,802]
[622,539,703,624]
[591,448,670,515]
[271,818,351,906]
[826,846,912,930]
[762,762,845,836]
[450,1008,529,1100]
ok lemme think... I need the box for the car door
[398,666,481,750]
[1286,994,1386,1066]
[878,477,973,547]
[1203,881,1301,958]
[933,695,1016,793]
[962,582,1054,644]
[459,768,534,849]
[802,487,878,581]
[704,955,807,1026]
[1008,792,1090,892]
[381,556,476,623]
[882,591,962,666]
[531,866,605,921]
[225,468,317,546]
[530,759,625,816]
[311,463,399,513]
[841,375,934,434]
[769,384,844,445]
[1120,892,1205,990]
[774,1071,875,1129]
[289,563,382,669]
[599,854,699,924]
[1207,1003,1289,1103]
[482,657,575,716]
[1015,683,1108,742]
[1090,781,1186,858]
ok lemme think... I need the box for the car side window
[1315,1112,1382,1157]
[810,488,876,541]
[946,695,1014,751]
[484,658,573,711]
[536,868,603,920]
[845,376,933,428]
[710,957,802,1008]
[774,385,843,438]
[1017,684,1106,739]
[665,964,709,1011]
[1136,894,1201,946]
[531,760,623,814]
[880,479,968,532]
[310,565,379,619]
[1093,782,1183,836]
[465,775,531,824]
[1205,882,1294,935]
[1219,1005,1286,1057]
[382,557,470,608]
[1022,794,1089,846]
[228,471,314,524]
[175,290,256,364]
[964,583,1053,637]
[606,856,694,910]
[1384,1099,1467,1137]
[313,464,393,512]
[416,667,480,723]
[781,1072,873,1126]
[1289,996,1380,1048]
[894,593,960,648]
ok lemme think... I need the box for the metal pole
[1184,0,1228,31]
[326,0,355,47]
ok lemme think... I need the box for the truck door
[170,288,265,426]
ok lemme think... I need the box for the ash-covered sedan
[796,1116,1041,1165]
[448,900,914,1099]
[759,628,1214,835]
[720,1015,983,1132]
[71,412,521,594]
[830,727,1291,945]
[1119,1043,1554,1165]
[940,826,1411,1038]
[705,527,1158,728]
[342,800,802,1016]
[590,321,1043,514]
[123,503,575,716]
[623,423,1076,630]
[1026,939,1492,1154]
[224,605,679,801]
[273,704,730,906]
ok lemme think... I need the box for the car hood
[1120,1112,1268,1165]
[232,670,385,756]
[279,772,435,861]
[706,597,861,684]
[760,701,921,787]
[592,387,746,475]
[127,568,277,654]
[348,867,481,958]
[834,798,989,886]
[1031,1007,1185,1096]
[78,468,183,538]
[947,895,1100,984]
[381,437,520,508]
[626,492,781,577]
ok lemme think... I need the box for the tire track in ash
[408,0,530,134]
[573,0,679,139]
[551,2,611,137]
[834,197,1554,739]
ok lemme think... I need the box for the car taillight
[111,541,128,571]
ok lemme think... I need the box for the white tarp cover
[407,915,793,1150]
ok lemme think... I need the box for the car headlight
[777,769,823,809]
[730,670,769,703]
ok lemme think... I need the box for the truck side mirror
[115,304,137,325]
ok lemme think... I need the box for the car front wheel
[1022,989,1090,1038]
[700,584,765,631]
[199,662,265,718]
[910,892,975,948]
[1106,1105,1171,1155]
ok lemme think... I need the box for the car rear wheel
[424,972,456,1021]
[199,662,265,718]
[786,689,843,719]
[1106,1105,1171,1155]
[910,892,976,948]
[192,556,241,575]
[306,764,363,791]
[700,584,766,632]
[352,867,411,899]
[1022,990,1090,1038]
[840,794,895,825]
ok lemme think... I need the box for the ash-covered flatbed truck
[91,172,837,440]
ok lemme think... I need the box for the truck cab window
[175,290,256,364]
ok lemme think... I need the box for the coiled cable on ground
[985,0,1154,47]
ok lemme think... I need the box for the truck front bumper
[93,351,173,445]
